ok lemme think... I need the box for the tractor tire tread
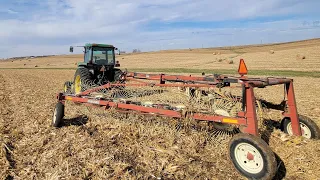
[73,67,95,93]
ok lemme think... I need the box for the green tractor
[64,43,124,95]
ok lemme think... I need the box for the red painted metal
[80,82,220,93]
[62,95,249,125]
[152,83,217,88]
[126,72,215,82]
[114,103,181,118]
[78,83,111,96]
[126,77,150,84]
[127,72,294,88]
[285,81,302,136]
[241,83,259,136]
[247,152,254,161]
[64,95,182,118]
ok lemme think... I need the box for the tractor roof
[85,43,115,48]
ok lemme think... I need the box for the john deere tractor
[64,43,124,95]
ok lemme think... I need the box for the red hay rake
[53,59,319,179]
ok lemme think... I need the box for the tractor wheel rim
[75,75,81,94]
[234,143,264,174]
[52,107,57,124]
[287,122,312,139]
[64,85,67,92]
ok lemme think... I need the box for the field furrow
[0,74,17,179]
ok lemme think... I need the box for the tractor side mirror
[115,47,118,50]
[115,61,120,67]
[69,46,74,53]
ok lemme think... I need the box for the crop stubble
[0,69,319,179]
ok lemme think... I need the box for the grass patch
[1,67,320,78]
[128,68,320,78]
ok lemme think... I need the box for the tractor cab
[70,43,120,67]
[68,43,123,95]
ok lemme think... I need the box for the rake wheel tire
[282,115,320,139]
[73,68,94,95]
[229,133,277,180]
[52,102,64,127]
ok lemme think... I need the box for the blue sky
[0,0,320,58]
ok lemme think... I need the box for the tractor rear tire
[281,115,320,139]
[73,68,94,95]
[229,133,277,180]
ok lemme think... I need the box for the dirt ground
[0,39,320,179]
[1,38,320,72]
[0,69,319,179]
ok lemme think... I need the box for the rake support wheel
[281,115,320,139]
[229,133,277,180]
[52,102,64,127]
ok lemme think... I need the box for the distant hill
[1,38,320,72]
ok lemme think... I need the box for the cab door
[84,47,92,63]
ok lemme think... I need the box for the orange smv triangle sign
[238,59,248,75]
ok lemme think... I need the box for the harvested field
[0,39,320,179]
[0,69,319,179]
[1,38,320,72]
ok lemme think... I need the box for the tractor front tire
[229,133,277,180]
[64,81,73,94]
[281,115,320,139]
[73,68,94,95]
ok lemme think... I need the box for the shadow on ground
[61,115,89,127]
[259,119,287,180]
[273,153,287,180]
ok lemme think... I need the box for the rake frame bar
[57,69,302,137]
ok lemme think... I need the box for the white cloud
[0,0,319,58]
[7,9,18,14]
